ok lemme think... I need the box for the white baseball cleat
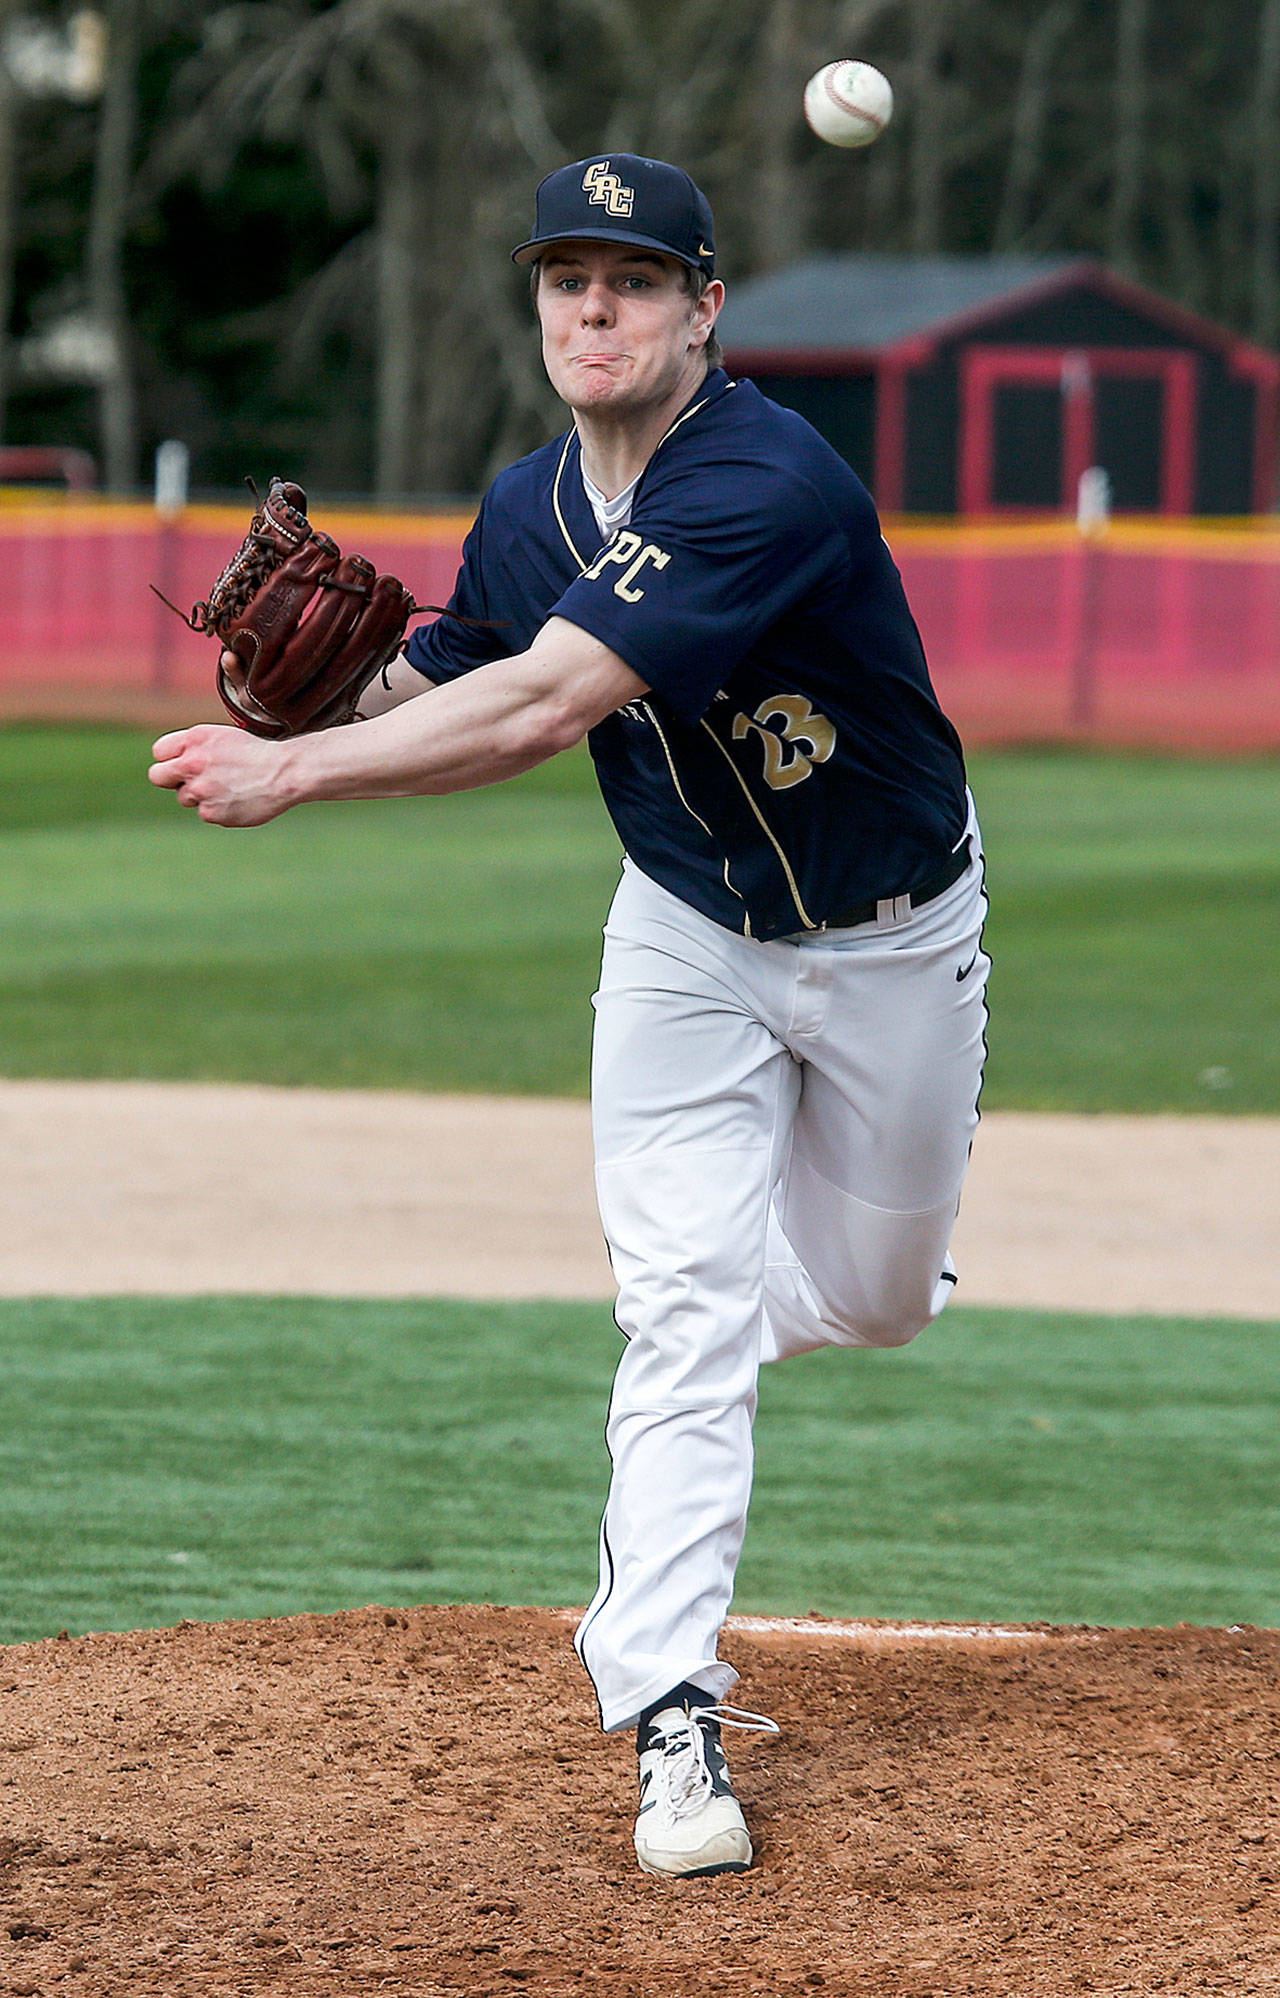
[633,1686,779,1879]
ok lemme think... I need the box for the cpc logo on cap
[582,162,634,218]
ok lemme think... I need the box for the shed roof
[717,255,1076,355]
[716,255,1278,377]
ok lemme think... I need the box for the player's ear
[691,278,725,350]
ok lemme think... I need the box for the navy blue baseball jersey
[405,369,968,941]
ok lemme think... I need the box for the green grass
[0,725,618,1095]
[973,749,1280,1111]
[0,726,1275,1107]
[0,1297,1275,1645]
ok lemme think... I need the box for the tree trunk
[1157,167,1207,314]
[1109,0,1149,275]
[753,0,807,270]
[87,0,140,493]
[374,124,419,501]
[0,57,15,446]
[907,0,951,254]
[1252,0,1280,342]
[993,0,1073,251]
[414,124,500,497]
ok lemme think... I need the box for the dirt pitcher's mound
[1,1606,1276,1996]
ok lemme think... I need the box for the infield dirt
[0,1082,1276,1317]
[2,1604,1278,1995]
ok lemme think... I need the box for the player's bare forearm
[147,619,646,826]
[298,638,627,799]
[353,649,433,718]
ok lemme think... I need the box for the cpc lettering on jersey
[583,162,634,217]
[582,530,671,603]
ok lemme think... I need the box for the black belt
[823,836,973,932]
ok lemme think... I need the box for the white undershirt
[582,467,642,542]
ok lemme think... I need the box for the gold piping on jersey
[556,377,752,924]
[699,718,818,931]
[549,377,734,575]
[643,702,745,910]
[551,431,588,570]
[656,385,720,447]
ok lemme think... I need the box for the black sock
[636,1680,717,1750]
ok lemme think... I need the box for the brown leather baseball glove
[168,477,422,738]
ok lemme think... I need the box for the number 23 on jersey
[731,694,836,790]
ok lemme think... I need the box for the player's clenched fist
[148,724,294,826]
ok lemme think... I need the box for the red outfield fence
[1,497,1278,750]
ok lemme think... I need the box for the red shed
[717,256,1280,516]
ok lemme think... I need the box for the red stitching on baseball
[822,66,885,133]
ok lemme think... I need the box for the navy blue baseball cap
[512,154,716,275]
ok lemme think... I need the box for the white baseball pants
[575,810,990,1732]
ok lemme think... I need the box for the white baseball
[803,60,893,149]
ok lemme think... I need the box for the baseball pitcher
[150,154,990,1881]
